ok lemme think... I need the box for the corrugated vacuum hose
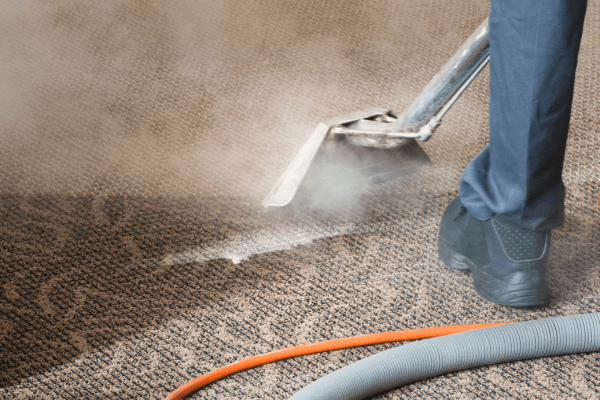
[288,313,600,400]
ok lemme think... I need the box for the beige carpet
[1,1,600,399]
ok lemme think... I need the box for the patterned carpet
[1,1,599,399]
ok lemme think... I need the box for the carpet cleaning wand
[263,18,490,211]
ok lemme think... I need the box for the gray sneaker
[438,197,550,307]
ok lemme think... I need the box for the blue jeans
[460,0,588,231]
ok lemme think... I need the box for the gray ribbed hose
[289,313,600,400]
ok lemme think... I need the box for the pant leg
[460,0,587,231]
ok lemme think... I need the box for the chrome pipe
[391,17,490,132]
[345,18,489,148]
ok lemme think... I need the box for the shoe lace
[454,206,468,222]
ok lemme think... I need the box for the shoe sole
[438,237,549,308]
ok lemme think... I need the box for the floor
[1,1,600,398]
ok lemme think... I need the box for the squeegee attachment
[263,107,404,210]
[263,18,490,211]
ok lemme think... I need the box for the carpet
[1,1,599,398]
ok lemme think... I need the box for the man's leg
[461,0,587,231]
[439,0,587,307]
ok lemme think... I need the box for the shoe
[438,197,550,307]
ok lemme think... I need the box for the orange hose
[164,322,509,400]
